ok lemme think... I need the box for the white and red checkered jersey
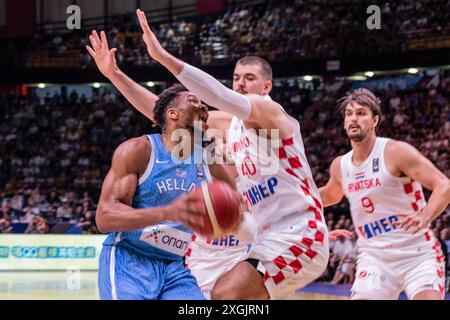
[226,97,325,233]
[340,137,431,251]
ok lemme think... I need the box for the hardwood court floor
[0,271,98,300]
[0,271,348,300]
[10,272,448,300]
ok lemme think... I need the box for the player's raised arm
[387,140,450,233]
[86,30,159,121]
[136,9,292,137]
[96,137,205,233]
[319,156,345,207]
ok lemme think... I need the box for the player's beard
[346,126,367,142]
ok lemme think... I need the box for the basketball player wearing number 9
[319,88,450,300]
[361,197,374,214]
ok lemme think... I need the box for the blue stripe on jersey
[103,134,210,260]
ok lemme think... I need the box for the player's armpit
[245,94,294,138]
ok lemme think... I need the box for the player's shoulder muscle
[330,155,344,183]
[112,136,151,177]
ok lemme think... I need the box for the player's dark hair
[153,84,188,130]
[236,56,273,81]
[337,88,383,131]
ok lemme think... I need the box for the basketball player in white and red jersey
[319,88,450,300]
[133,9,329,300]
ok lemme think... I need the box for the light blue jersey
[99,134,211,300]
[103,134,211,259]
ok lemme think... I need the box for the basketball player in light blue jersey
[95,84,238,300]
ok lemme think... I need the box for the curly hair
[153,84,188,130]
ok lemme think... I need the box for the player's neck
[350,134,377,166]
[161,132,194,160]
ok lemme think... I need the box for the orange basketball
[193,181,241,237]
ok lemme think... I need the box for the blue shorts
[98,245,205,300]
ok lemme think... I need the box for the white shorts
[249,209,329,299]
[185,234,250,299]
[351,232,446,300]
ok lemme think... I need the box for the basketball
[193,181,241,237]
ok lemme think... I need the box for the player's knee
[210,283,237,300]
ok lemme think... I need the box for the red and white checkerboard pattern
[429,235,446,296]
[261,137,326,287]
[403,180,426,212]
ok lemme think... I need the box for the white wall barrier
[0,234,107,271]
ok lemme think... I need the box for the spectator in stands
[45,204,57,223]
[18,1,450,69]
[24,216,40,234]
[0,216,13,233]
[76,210,97,234]
[21,199,40,223]
[56,198,72,222]
[331,233,358,285]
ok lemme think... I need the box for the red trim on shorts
[262,135,325,288]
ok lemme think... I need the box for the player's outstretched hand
[329,229,353,241]
[136,9,167,61]
[86,30,119,79]
[393,213,429,234]
[164,191,206,231]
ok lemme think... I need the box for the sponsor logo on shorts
[357,215,399,239]
[206,235,241,247]
[141,225,191,256]
[357,268,385,290]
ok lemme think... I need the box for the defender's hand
[86,30,119,79]
[136,9,167,61]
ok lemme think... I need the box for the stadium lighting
[303,75,313,81]
[348,75,367,81]
[92,82,101,88]
[364,71,374,77]
[407,68,419,74]
[147,81,155,87]
[37,83,46,89]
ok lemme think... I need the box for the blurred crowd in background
[14,0,450,69]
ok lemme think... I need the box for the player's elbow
[432,175,450,202]
[95,206,112,233]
